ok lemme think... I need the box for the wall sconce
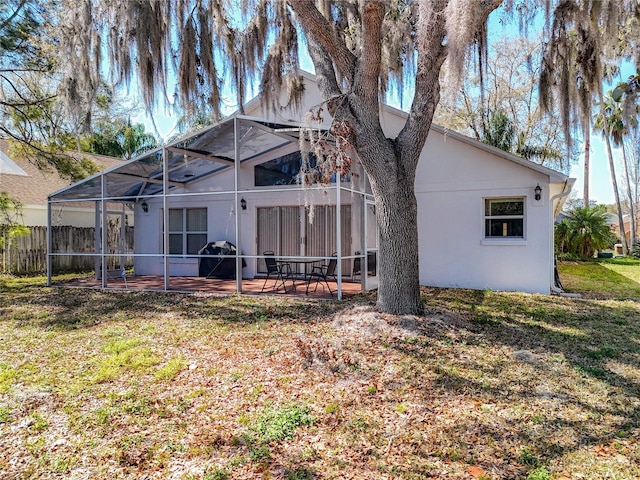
[141,200,149,213]
[534,184,542,201]
[240,198,247,211]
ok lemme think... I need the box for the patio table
[276,257,324,291]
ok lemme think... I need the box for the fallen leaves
[468,465,486,478]
[1,285,639,479]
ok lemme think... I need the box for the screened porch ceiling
[49,116,319,202]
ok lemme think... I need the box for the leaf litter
[0,284,638,479]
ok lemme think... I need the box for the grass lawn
[558,258,640,300]
[1,265,639,479]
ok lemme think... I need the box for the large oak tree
[56,0,640,314]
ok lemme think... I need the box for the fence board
[1,226,134,275]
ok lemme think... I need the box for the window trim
[162,207,208,256]
[483,196,526,242]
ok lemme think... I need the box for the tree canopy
[434,36,569,172]
[54,0,640,313]
[1,1,158,180]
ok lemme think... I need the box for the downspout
[550,180,572,293]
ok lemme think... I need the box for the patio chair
[305,255,337,296]
[352,251,362,281]
[261,251,292,293]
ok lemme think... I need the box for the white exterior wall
[25,205,98,227]
[133,155,357,278]
[132,73,567,293]
[414,129,552,293]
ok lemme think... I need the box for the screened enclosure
[47,115,379,298]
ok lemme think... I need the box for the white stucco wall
[26,204,133,228]
[133,161,358,278]
[414,129,553,293]
[132,73,567,294]
[23,205,96,227]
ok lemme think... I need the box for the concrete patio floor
[53,274,365,300]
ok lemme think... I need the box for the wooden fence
[1,225,134,275]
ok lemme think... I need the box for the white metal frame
[46,115,377,300]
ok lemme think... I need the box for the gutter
[551,178,575,218]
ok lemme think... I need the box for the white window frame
[482,197,527,245]
[163,207,208,256]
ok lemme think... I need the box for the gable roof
[247,70,571,184]
[0,148,28,176]
[49,72,572,202]
[378,102,570,184]
[0,138,124,206]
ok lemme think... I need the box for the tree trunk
[602,125,628,254]
[622,144,637,246]
[365,149,422,315]
[290,0,500,315]
[583,126,590,206]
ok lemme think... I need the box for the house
[0,139,125,227]
[48,72,574,295]
[612,213,639,248]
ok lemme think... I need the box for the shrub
[555,206,617,259]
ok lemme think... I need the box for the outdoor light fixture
[534,184,542,201]
[141,200,149,213]
[240,198,247,211]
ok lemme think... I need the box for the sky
[571,136,617,205]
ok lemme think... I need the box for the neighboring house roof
[0,138,123,206]
[604,212,619,225]
[0,148,28,176]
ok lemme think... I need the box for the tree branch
[0,0,28,31]
[399,0,503,165]
[354,1,385,110]
[287,0,356,82]
[306,36,341,100]
[398,0,448,163]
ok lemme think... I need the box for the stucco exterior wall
[414,129,552,293]
[131,73,566,294]
[133,161,359,278]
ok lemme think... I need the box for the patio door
[256,206,300,273]
[256,205,351,275]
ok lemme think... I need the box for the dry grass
[0,270,638,479]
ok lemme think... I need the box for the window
[484,198,524,238]
[166,208,207,255]
[254,151,348,186]
[255,152,306,186]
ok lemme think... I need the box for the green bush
[555,206,617,259]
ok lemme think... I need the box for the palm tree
[594,93,631,254]
[482,109,562,164]
[601,93,638,246]
[554,218,572,255]
[558,206,616,259]
[482,109,515,152]
[89,120,157,160]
